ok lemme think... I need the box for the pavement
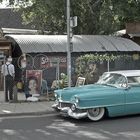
[0,91,56,117]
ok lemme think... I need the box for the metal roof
[106,70,140,77]
[2,28,38,35]
[114,29,126,36]
[114,29,140,38]
[5,34,140,53]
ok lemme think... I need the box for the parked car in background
[52,70,140,121]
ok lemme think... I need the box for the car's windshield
[97,73,127,87]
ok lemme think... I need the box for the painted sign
[26,70,42,96]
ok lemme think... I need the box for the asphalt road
[0,113,140,140]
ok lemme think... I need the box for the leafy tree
[75,53,132,83]
[15,0,140,35]
[17,0,66,34]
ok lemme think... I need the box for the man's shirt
[1,62,15,77]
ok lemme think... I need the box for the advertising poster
[26,70,42,98]
[34,55,67,69]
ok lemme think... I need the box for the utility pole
[66,0,77,87]
[66,0,71,87]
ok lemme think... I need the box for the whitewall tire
[87,107,105,121]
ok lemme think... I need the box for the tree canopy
[14,0,140,35]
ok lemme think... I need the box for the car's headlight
[74,96,79,104]
[55,94,61,101]
[71,104,76,111]
[54,93,57,98]
[54,94,59,100]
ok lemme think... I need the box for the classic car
[52,70,140,121]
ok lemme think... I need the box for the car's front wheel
[87,107,105,121]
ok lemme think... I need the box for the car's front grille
[58,102,72,108]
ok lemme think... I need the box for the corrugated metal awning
[114,29,140,38]
[5,34,140,53]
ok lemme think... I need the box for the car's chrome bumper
[52,102,87,119]
[52,101,71,111]
[52,102,61,111]
[60,107,87,119]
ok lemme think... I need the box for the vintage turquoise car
[52,70,140,121]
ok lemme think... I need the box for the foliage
[14,0,140,34]
[75,53,132,83]
[117,0,140,22]
[16,0,66,34]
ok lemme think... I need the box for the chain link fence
[13,54,67,102]
[1,53,140,102]
[14,53,140,92]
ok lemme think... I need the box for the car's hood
[54,84,119,101]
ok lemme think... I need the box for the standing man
[1,56,15,102]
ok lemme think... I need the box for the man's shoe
[9,100,13,103]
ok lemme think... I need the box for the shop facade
[4,34,140,91]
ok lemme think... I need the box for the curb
[0,100,56,117]
[0,110,56,117]
[9,96,55,103]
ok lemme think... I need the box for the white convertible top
[106,70,140,77]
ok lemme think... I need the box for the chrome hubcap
[89,108,100,117]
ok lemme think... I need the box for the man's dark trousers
[5,75,14,101]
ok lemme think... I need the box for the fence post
[107,60,110,72]
[13,85,18,102]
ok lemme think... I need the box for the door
[125,85,140,114]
